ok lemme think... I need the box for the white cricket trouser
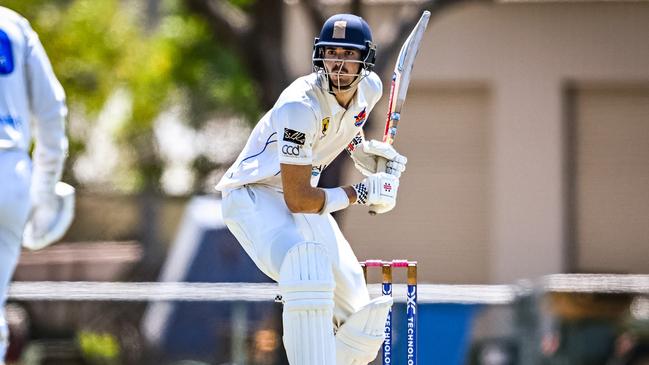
[0,150,32,361]
[221,184,370,326]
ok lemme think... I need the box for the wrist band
[320,187,350,214]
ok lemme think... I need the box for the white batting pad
[279,242,336,365]
[335,295,393,365]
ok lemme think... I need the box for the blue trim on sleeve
[237,132,277,167]
[228,132,278,178]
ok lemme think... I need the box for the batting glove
[350,140,407,178]
[352,172,400,214]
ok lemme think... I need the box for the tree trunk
[184,0,290,110]
[242,1,290,109]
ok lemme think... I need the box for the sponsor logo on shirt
[321,117,330,138]
[282,144,301,156]
[283,128,306,145]
[383,182,392,192]
[346,134,363,153]
[354,107,367,127]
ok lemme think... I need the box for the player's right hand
[352,172,399,214]
[351,140,408,178]
[27,191,59,241]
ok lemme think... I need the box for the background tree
[3,0,261,276]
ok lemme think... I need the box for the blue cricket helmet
[312,14,376,71]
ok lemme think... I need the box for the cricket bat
[369,10,431,215]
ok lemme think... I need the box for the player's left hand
[351,139,407,178]
[23,182,75,250]
[352,172,399,214]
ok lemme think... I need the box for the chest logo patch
[321,117,330,137]
[354,107,367,127]
[283,128,306,145]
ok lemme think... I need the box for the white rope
[7,282,516,304]
[7,274,648,304]
[398,284,516,305]
[8,282,278,302]
[543,274,649,294]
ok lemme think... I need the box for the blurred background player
[215,13,408,365]
[0,6,70,364]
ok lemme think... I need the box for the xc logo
[282,145,300,156]
[407,286,417,314]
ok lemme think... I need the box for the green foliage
[155,10,260,125]
[4,0,135,114]
[2,0,260,192]
[228,0,256,10]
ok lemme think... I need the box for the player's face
[323,47,362,88]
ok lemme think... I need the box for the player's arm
[276,101,347,213]
[281,162,399,215]
[22,16,75,250]
[24,17,68,197]
[281,164,356,214]
[276,101,400,215]
[346,76,407,178]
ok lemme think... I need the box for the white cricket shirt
[0,7,67,152]
[216,72,382,192]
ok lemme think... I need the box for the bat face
[370,11,430,215]
[382,11,431,146]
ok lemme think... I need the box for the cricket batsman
[0,7,73,364]
[216,14,407,364]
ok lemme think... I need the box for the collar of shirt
[324,90,345,115]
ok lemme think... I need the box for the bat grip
[368,157,389,216]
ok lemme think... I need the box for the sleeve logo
[354,107,367,127]
[283,128,306,145]
[0,30,15,75]
[346,134,363,153]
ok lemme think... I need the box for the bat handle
[368,157,389,216]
